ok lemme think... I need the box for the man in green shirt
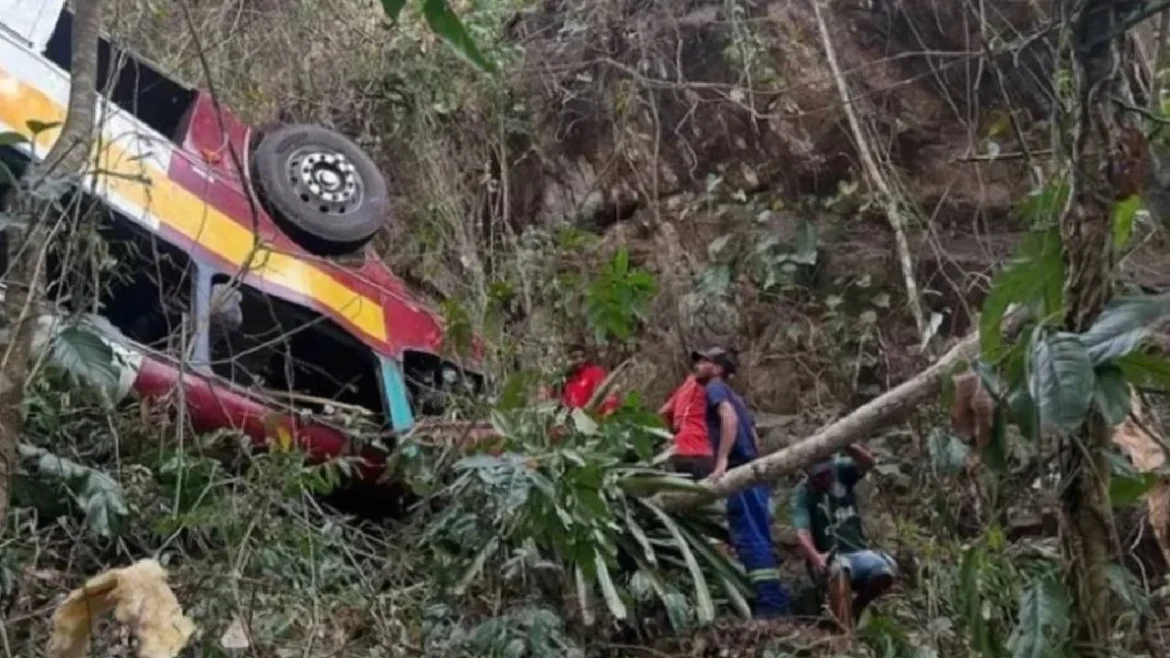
[790,443,896,629]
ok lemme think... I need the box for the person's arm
[790,483,826,571]
[703,382,737,477]
[844,443,876,477]
[714,401,737,477]
[658,389,678,426]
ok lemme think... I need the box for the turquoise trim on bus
[380,356,414,432]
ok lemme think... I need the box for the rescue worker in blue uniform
[690,346,791,619]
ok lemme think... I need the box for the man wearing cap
[691,346,790,618]
[790,444,895,630]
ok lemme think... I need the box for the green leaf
[957,544,997,658]
[699,265,732,296]
[453,536,499,595]
[1110,471,1158,506]
[46,325,121,393]
[641,500,715,623]
[980,228,1063,360]
[714,573,753,621]
[1107,451,1159,506]
[626,558,690,630]
[584,248,657,343]
[1016,181,1070,227]
[670,520,753,620]
[1112,195,1141,249]
[982,404,1010,472]
[1079,293,1170,364]
[622,509,658,566]
[421,0,496,73]
[26,119,60,135]
[16,444,128,538]
[1007,577,1070,658]
[661,591,692,631]
[1028,331,1095,435]
[613,247,630,274]
[791,220,818,265]
[0,131,28,147]
[1117,351,1170,391]
[1106,563,1150,616]
[593,552,627,620]
[570,407,599,435]
[379,0,407,20]
[927,428,971,475]
[1091,364,1131,428]
[1009,387,1039,442]
[574,563,595,626]
[498,370,539,410]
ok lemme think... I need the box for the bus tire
[251,124,390,255]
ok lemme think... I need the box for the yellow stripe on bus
[0,68,387,343]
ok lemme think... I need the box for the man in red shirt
[550,344,621,415]
[660,347,790,619]
[659,373,714,478]
[562,360,620,415]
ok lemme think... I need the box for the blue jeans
[830,549,898,588]
[726,485,790,617]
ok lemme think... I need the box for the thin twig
[809,0,928,344]
[955,148,1056,162]
[1151,9,1170,119]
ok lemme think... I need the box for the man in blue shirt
[692,346,790,619]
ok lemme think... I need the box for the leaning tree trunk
[1059,0,1143,650]
[0,0,104,534]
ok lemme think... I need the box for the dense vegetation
[7,0,1170,657]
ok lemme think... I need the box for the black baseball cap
[690,346,739,376]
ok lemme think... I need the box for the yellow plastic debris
[47,559,196,658]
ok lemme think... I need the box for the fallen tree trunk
[661,332,981,510]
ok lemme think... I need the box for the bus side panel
[0,0,65,51]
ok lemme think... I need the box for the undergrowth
[1,359,1128,658]
[7,0,1170,657]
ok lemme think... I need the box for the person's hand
[810,552,830,575]
[711,457,729,480]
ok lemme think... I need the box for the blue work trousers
[726,484,790,618]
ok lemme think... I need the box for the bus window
[401,351,484,416]
[206,275,387,423]
[42,10,196,142]
[44,196,196,353]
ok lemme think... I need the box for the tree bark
[1059,0,1136,650]
[0,0,104,534]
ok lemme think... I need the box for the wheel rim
[286,146,364,216]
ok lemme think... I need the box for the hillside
[4,0,1170,657]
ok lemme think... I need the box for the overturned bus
[0,1,485,482]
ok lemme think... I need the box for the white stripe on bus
[0,26,175,177]
[0,116,163,232]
